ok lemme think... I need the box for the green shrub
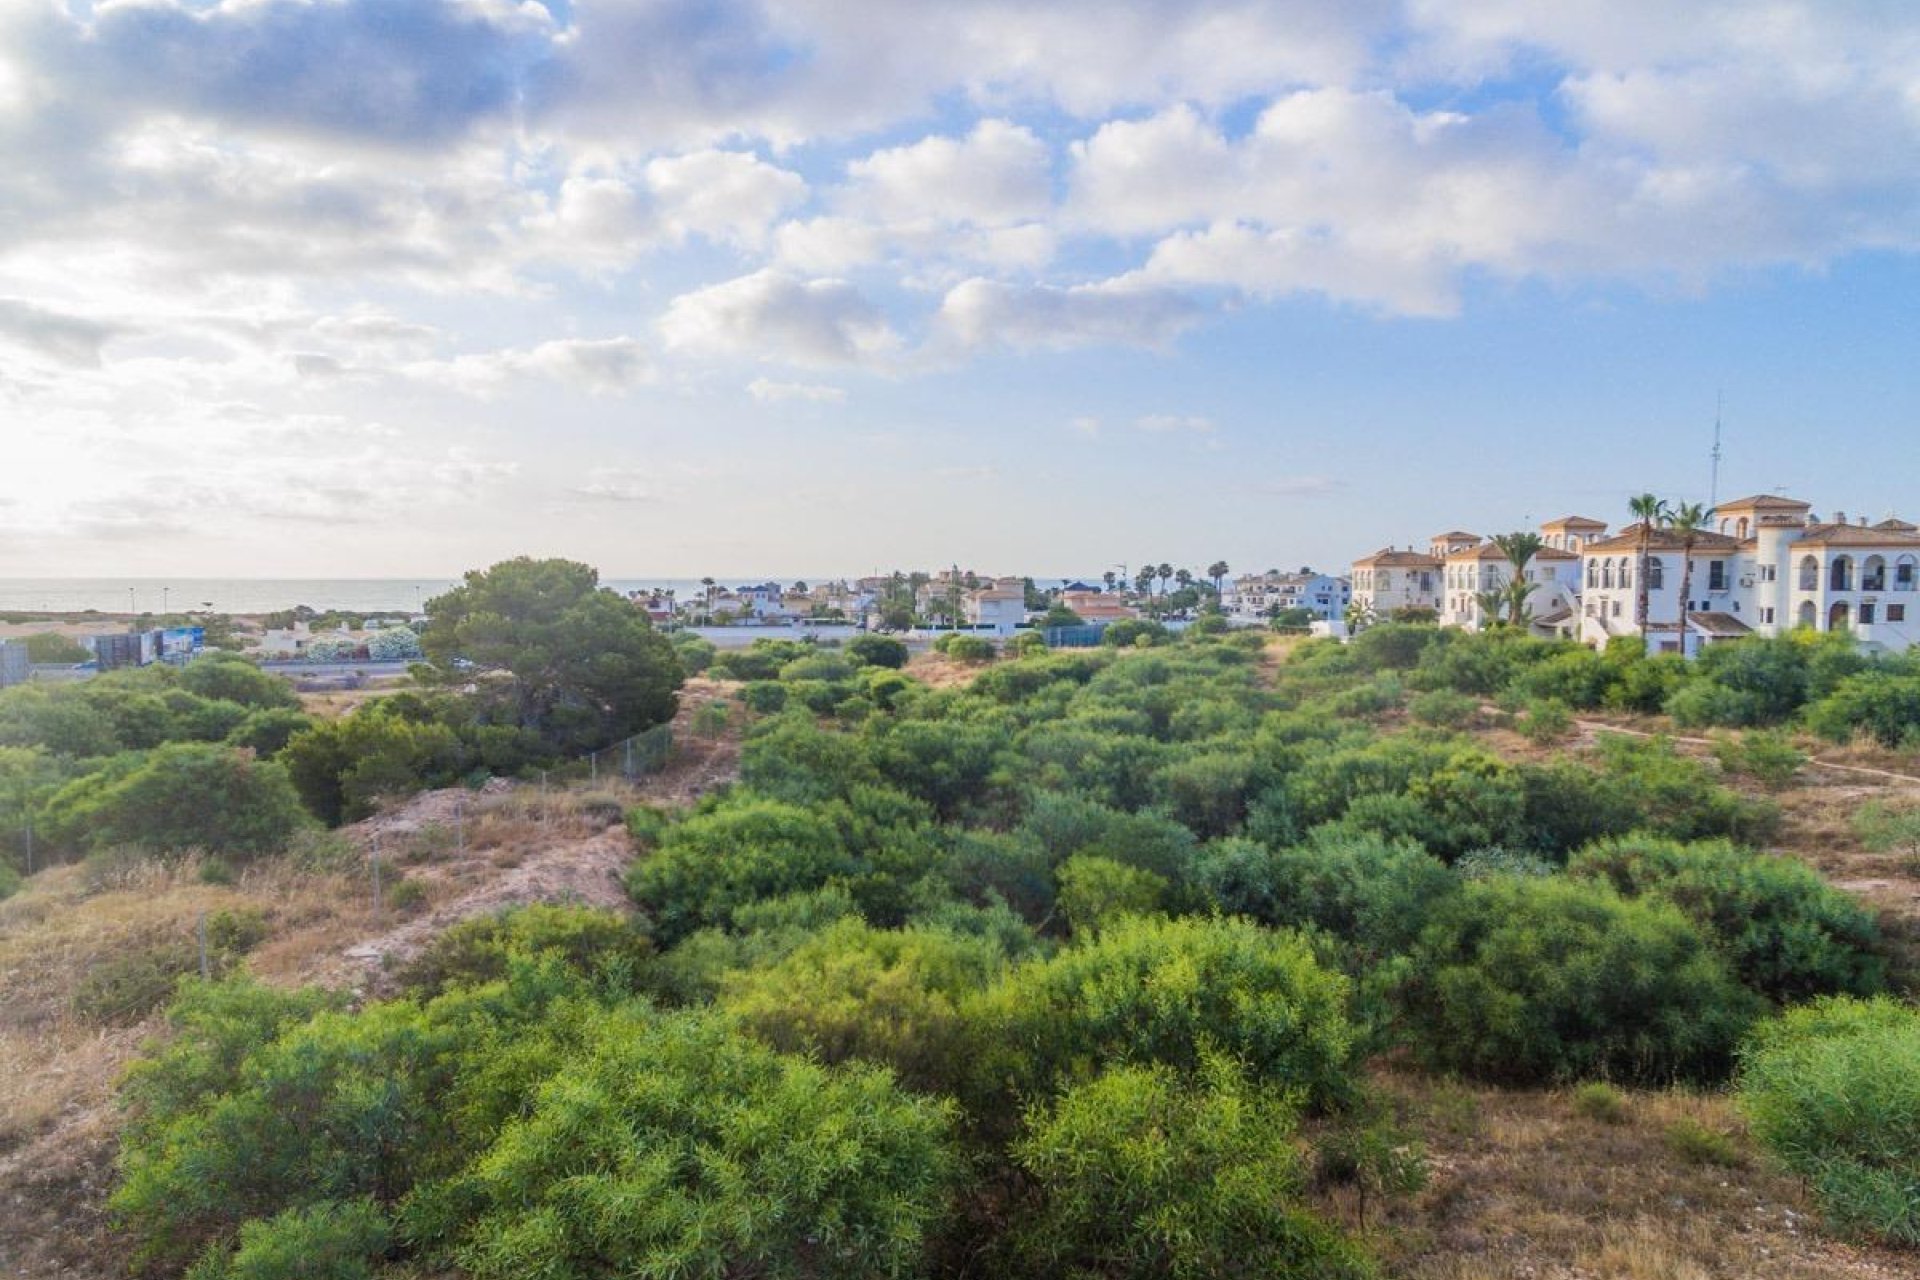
[1570,1081,1627,1124]
[1568,835,1884,1003]
[971,915,1356,1110]
[398,905,652,998]
[1805,671,1920,747]
[847,634,910,669]
[1853,802,1920,860]
[1409,689,1478,728]
[413,1007,961,1280]
[1055,854,1167,934]
[1713,729,1806,789]
[23,631,92,663]
[73,942,199,1024]
[1399,876,1759,1085]
[1101,619,1170,649]
[739,680,788,713]
[625,798,859,944]
[0,859,18,900]
[44,743,308,858]
[1664,1116,1745,1168]
[1009,1062,1374,1280]
[669,634,716,674]
[1517,697,1573,744]
[719,918,1010,1095]
[942,635,996,663]
[185,1200,389,1280]
[1739,996,1920,1246]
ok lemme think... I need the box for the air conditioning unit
[1738,576,1754,587]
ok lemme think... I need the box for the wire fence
[572,722,675,785]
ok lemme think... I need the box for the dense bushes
[1740,997,1920,1245]
[42,743,307,858]
[1569,836,1884,1002]
[1398,876,1759,1084]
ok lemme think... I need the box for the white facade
[1577,496,1920,655]
[1350,549,1443,620]
[965,578,1029,636]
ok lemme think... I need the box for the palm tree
[1490,531,1545,627]
[700,576,716,622]
[1474,588,1509,626]
[1174,568,1193,592]
[1157,563,1174,598]
[1102,570,1117,592]
[1663,501,1714,654]
[1208,560,1229,595]
[1626,494,1668,642]
[1134,566,1156,601]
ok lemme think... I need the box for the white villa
[964,578,1029,635]
[1577,495,1920,655]
[1352,495,1920,656]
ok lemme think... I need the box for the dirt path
[1571,717,1920,787]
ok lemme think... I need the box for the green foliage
[1853,802,1920,860]
[669,633,716,674]
[1570,1081,1627,1124]
[421,557,683,757]
[1806,670,1920,747]
[1739,996,1920,1246]
[21,630,90,663]
[43,743,307,858]
[398,906,654,998]
[1517,697,1573,744]
[1055,853,1167,934]
[1592,733,1779,845]
[972,915,1356,1109]
[626,797,860,944]
[185,1200,390,1280]
[1571,834,1884,1002]
[1409,688,1479,728]
[416,1006,961,1280]
[1664,1117,1745,1168]
[940,634,996,663]
[1713,729,1806,788]
[1010,1061,1375,1280]
[224,707,315,758]
[847,634,910,669]
[720,918,1011,1094]
[281,706,472,826]
[1349,623,1438,672]
[181,654,301,711]
[1100,618,1169,648]
[1399,875,1759,1084]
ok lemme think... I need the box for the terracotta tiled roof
[1540,515,1608,530]
[1688,611,1753,638]
[1582,522,1744,555]
[1353,548,1442,568]
[1446,543,1512,562]
[1790,523,1920,548]
[1873,518,1918,533]
[1533,546,1581,561]
[1431,530,1480,542]
[1716,494,1812,512]
[1533,607,1573,625]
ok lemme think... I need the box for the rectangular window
[1762,608,1775,624]
[1709,561,1727,591]
[1891,605,1907,622]
[1860,603,1877,624]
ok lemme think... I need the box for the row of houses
[1218,571,1352,623]
[1351,494,1920,655]
[632,575,1145,636]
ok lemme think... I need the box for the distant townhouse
[1350,548,1443,620]
[1060,588,1139,623]
[1440,539,1584,638]
[1223,571,1352,622]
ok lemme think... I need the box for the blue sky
[1,0,1915,579]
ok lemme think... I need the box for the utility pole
[1709,389,1724,511]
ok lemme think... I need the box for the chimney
[1834,510,1846,526]
[1859,514,1868,526]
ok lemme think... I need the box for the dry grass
[1357,1072,1911,1280]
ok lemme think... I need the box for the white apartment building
[1578,495,1920,655]
[1440,541,1584,638]
[1223,571,1352,622]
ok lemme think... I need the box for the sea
[0,576,1097,616]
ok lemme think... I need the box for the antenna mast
[1708,390,1724,510]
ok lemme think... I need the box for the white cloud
[1134,414,1214,434]
[660,270,901,367]
[0,298,128,367]
[748,377,847,404]
[412,337,655,396]
[933,277,1203,352]
[844,120,1052,226]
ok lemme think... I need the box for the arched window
[1799,556,1819,591]
[1797,600,1817,629]
[1620,558,1632,587]
[1586,560,1597,589]
[1830,556,1854,592]
[1737,517,1750,539]
[1601,561,1614,589]
[1897,556,1918,591]
[1647,557,1664,590]
[1863,556,1887,592]
[1829,601,1852,631]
